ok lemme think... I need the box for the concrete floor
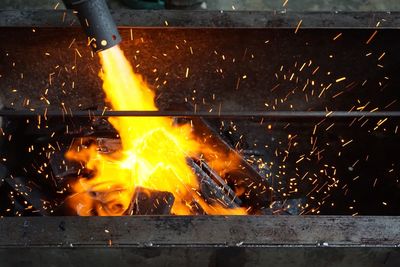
[0,0,399,11]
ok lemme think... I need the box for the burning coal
[65,46,246,216]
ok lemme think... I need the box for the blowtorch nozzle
[63,0,121,52]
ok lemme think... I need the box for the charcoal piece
[130,187,175,215]
[91,117,118,133]
[70,117,118,138]
[4,176,53,216]
[49,149,82,180]
[172,103,272,212]
[242,150,264,156]
[49,117,115,139]
[188,158,241,210]
[187,200,206,215]
[69,137,122,155]
[279,198,307,215]
[266,198,307,215]
[96,138,122,154]
[195,158,242,206]
[51,137,121,181]
[218,121,250,151]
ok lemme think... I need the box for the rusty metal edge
[0,216,399,248]
[0,10,399,28]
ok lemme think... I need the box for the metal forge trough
[0,10,399,266]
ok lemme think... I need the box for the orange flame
[66,46,246,216]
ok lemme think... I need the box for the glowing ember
[66,46,246,216]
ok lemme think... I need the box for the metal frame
[1,216,399,266]
[1,216,399,247]
[0,10,399,266]
[0,110,398,119]
[0,10,399,28]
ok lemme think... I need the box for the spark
[235,77,241,90]
[335,77,346,83]
[342,140,353,147]
[74,48,82,58]
[333,33,342,41]
[366,30,378,44]
[295,20,303,34]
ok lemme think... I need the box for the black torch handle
[63,0,122,52]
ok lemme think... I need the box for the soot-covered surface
[0,27,399,112]
[0,27,399,215]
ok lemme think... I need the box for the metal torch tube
[63,0,121,52]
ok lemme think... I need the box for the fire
[66,46,246,216]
